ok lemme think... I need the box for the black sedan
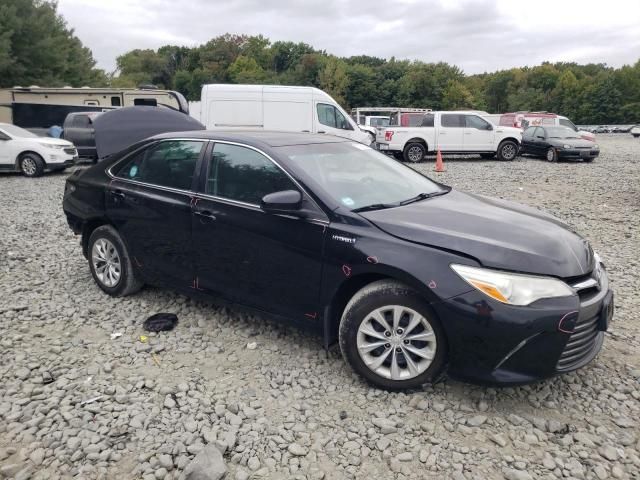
[62,131,613,389]
[521,126,600,162]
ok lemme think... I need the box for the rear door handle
[194,210,217,221]
[317,130,326,134]
[301,130,310,133]
[109,189,125,198]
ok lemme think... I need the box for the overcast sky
[58,0,640,75]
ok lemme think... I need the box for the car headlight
[40,143,65,150]
[563,144,572,149]
[451,264,575,306]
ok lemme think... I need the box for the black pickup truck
[62,112,102,161]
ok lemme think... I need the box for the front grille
[64,147,77,155]
[556,314,600,370]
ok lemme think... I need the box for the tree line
[1,1,639,124]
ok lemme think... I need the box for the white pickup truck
[377,111,522,162]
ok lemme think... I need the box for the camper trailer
[0,86,189,134]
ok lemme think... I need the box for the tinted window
[134,98,157,107]
[420,114,435,127]
[111,96,121,107]
[317,104,352,130]
[441,114,464,127]
[113,140,203,190]
[207,143,296,205]
[465,115,491,129]
[523,127,537,138]
[71,115,90,128]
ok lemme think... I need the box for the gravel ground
[0,134,638,480]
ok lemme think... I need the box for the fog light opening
[558,311,579,334]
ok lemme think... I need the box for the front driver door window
[316,103,354,140]
[192,142,326,320]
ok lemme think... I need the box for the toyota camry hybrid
[62,131,614,390]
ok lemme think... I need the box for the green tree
[227,55,267,84]
[344,63,378,108]
[442,80,474,110]
[318,57,349,104]
[0,0,105,87]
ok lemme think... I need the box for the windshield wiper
[352,203,396,213]
[399,190,448,206]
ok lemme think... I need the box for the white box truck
[199,84,371,145]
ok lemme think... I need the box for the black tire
[339,280,447,390]
[87,225,143,297]
[480,153,495,159]
[546,147,557,162]
[19,153,45,177]
[496,141,518,161]
[403,142,426,163]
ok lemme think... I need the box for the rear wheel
[546,147,557,162]
[19,153,45,177]
[403,143,426,163]
[88,225,143,297]
[497,141,518,161]
[339,280,447,390]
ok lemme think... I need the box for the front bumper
[432,264,612,386]
[558,148,599,160]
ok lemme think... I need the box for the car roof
[150,130,351,148]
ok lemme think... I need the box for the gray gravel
[0,134,639,479]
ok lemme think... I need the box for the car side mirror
[485,124,493,131]
[536,135,545,139]
[261,190,302,213]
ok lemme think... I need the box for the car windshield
[277,142,447,211]
[546,127,580,139]
[0,124,38,138]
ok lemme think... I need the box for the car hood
[360,190,594,278]
[33,137,74,147]
[495,126,522,137]
[549,137,594,148]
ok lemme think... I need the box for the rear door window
[113,140,204,190]
[71,116,90,128]
[441,114,464,127]
[206,143,296,205]
[420,114,435,127]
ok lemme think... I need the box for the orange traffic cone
[434,149,445,172]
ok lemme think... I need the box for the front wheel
[403,143,426,163]
[339,280,447,390]
[546,147,557,162]
[497,141,518,161]
[20,153,45,177]
[88,225,143,297]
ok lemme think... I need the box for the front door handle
[194,210,217,221]
[109,189,125,199]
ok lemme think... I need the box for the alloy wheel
[356,305,437,380]
[92,238,121,287]
[501,143,516,160]
[22,157,37,176]
[407,146,423,162]
[546,148,556,162]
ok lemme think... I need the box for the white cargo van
[199,84,370,145]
